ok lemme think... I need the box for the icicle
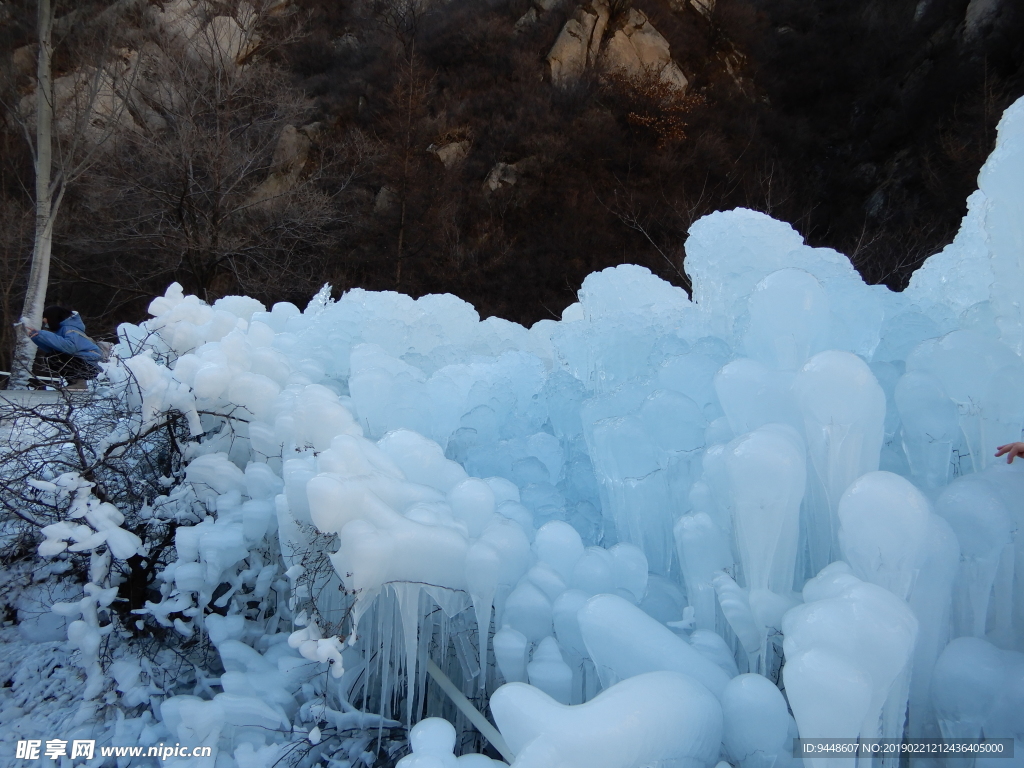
[466,540,501,691]
[378,588,396,721]
[414,593,433,723]
[394,582,424,725]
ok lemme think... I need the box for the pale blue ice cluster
[92,96,1024,767]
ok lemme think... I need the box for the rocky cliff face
[963,0,1008,43]
[9,0,316,201]
[0,0,1022,350]
[13,1,287,139]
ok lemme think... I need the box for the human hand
[994,442,1024,463]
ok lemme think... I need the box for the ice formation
[489,672,723,768]
[24,95,1024,766]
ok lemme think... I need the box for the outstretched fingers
[994,442,1024,463]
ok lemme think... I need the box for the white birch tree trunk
[10,0,57,389]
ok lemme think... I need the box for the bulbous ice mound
[114,95,1024,768]
[490,671,723,768]
[783,563,918,768]
[577,593,731,698]
[721,674,798,768]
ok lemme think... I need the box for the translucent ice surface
[724,424,805,595]
[722,674,797,768]
[490,672,722,768]
[783,562,918,765]
[743,269,829,371]
[794,351,885,571]
[112,94,1024,768]
[838,471,931,600]
[578,593,731,698]
[397,718,508,767]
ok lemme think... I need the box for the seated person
[25,305,103,389]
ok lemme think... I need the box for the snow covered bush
[0,383,190,629]
[2,324,410,766]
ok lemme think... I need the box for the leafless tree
[59,16,378,305]
[372,0,429,288]
[0,162,33,378]
[2,0,141,387]
[2,0,351,381]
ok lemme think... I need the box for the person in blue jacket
[24,306,102,389]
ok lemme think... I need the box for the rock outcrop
[547,2,687,91]
[12,45,35,79]
[689,0,714,18]
[192,15,258,68]
[18,56,140,146]
[153,0,205,47]
[430,140,471,169]
[154,0,262,67]
[123,43,181,133]
[482,157,540,196]
[547,0,609,86]
[514,7,540,31]
[11,0,286,145]
[249,123,316,205]
[601,9,688,90]
[483,162,519,194]
[374,186,399,215]
[964,0,1005,43]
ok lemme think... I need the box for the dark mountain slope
[279,0,1024,320]
[1,0,1022,351]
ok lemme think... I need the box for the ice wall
[112,95,1024,766]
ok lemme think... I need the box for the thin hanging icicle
[394,582,424,726]
[414,590,433,723]
[378,587,396,723]
[466,540,501,692]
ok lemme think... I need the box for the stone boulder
[374,186,399,215]
[236,1,259,35]
[19,58,142,145]
[333,33,361,54]
[152,0,261,68]
[271,124,313,176]
[547,0,610,87]
[430,140,471,169]
[153,0,204,47]
[964,0,1004,43]
[689,0,714,18]
[600,9,688,90]
[482,157,540,196]
[123,43,184,132]
[248,124,314,206]
[514,7,539,31]
[547,3,687,91]
[12,45,36,79]
[74,62,142,140]
[191,15,260,68]
[483,162,518,194]
[266,0,293,14]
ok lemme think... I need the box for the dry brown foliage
[604,69,706,147]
